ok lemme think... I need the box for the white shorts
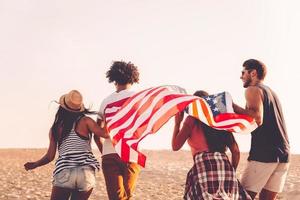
[241,161,289,193]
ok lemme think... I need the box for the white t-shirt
[98,89,135,156]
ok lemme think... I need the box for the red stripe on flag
[120,139,130,162]
[103,86,256,168]
[111,93,192,144]
[211,122,246,130]
[105,97,130,109]
[151,99,196,133]
[105,111,118,118]
[110,88,167,142]
[117,87,157,109]
[214,113,254,122]
[108,87,165,131]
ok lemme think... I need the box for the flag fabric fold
[104,85,256,167]
[186,91,257,133]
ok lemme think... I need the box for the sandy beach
[0,149,299,200]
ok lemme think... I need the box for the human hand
[175,111,184,124]
[24,162,37,171]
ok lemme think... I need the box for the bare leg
[50,186,72,200]
[70,188,93,200]
[246,190,257,200]
[259,189,277,200]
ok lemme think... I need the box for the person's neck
[115,83,131,92]
[250,79,263,86]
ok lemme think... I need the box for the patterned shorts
[184,152,251,200]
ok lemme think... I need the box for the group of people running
[24,59,290,200]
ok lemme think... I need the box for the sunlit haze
[1,1,299,153]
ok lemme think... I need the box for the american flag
[105,85,256,167]
[186,91,257,133]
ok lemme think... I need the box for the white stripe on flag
[107,87,154,127]
[105,106,122,114]
[122,89,183,138]
[109,87,169,138]
[224,92,234,113]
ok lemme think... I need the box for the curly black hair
[106,61,140,85]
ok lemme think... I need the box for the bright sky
[1,1,299,153]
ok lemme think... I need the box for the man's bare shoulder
[245,86,263,95]
[245,85,264,104]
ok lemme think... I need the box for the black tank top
[248,84,290,162]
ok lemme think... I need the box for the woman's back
[58,116,91,153]
[200,122,235,153]
[24,89,109,200]
[54,115,100,176]
[184,116,209,156]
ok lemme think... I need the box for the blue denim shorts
[53,166,96,191]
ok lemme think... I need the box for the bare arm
[86,117,109,139]
[172,112,190,151]
[93,118,106,154]
[24,130,57,170]
[233,86,264,126]
[227,134,240,170]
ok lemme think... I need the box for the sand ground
[1,149,299,200]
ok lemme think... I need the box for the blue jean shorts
[53,166,96,191]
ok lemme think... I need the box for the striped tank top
[53,117,100,176]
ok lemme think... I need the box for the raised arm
[233,86,264,126]
[172,112,190,151]
[24,130,57,171]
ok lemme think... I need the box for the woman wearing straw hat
[24,90,109,200]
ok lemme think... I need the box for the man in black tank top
[233,59,290,200]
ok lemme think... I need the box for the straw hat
[59,90,85,112]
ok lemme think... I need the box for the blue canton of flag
[204,92,228,116]
[185,91,233,117]
[185,91,254,133]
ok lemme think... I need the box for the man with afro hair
[95,61,141,200]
